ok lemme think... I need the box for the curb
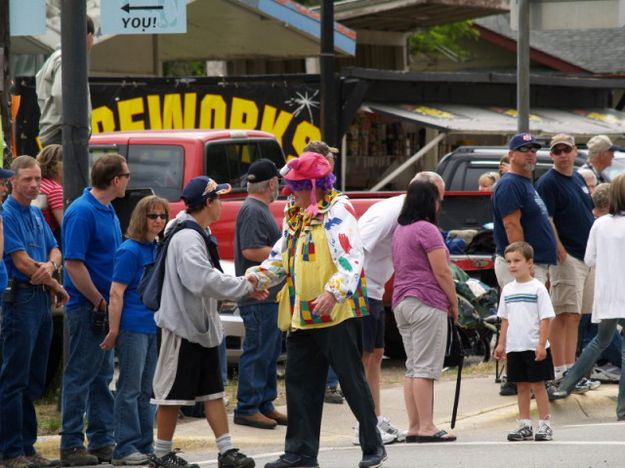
[34,385,619,457]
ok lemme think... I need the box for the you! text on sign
[101,0,187,35]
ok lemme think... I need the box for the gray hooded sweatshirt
[155,212,253,348]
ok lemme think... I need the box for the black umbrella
[444,319,466,429]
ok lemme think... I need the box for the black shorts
[153,330,224,406]
[362,298,385,353]
[506,348,555,383]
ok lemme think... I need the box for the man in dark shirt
[536,134,596,390]
[233,159,287,430]
[492,133,556,287]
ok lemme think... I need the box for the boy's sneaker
[148,450,199,468]
[377,416,405,443]
[591,363,621,382]
[217,449,254,468]
[352,423,396,445]
[535,422,553,441]
[324,386,344,404]
[507,423,533,441]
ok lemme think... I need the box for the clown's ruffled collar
[284,189,345,235]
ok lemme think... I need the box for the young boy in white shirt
[494,241,555,441]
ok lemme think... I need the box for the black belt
[12,280,48,293]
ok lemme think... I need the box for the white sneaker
[112,452,149,466]
[591,363,621,382]
[352,422,396,445]
[377,416,405,442]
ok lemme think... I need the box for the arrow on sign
[121,3,164,13]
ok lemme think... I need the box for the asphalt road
[190,420,625,468]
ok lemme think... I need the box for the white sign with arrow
[101,0,187,35]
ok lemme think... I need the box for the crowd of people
[0,129,623,468]
[492,132,625,442]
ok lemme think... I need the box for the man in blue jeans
[60,154,128,466]
[233,159,287,429]
[0,156,68,468]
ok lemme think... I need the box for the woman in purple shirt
[392,180,458,443]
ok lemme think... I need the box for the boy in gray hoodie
[151,176,265,468]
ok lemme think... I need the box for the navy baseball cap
[0,168,13,179]
[508,133,542,151]
[181,176,231,207]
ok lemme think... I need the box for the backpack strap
[177,220,223,273]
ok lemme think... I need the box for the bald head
[410,171,445,199]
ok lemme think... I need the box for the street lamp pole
[517,0,530,133]
[61,0,90,206]
[320,0,338,149]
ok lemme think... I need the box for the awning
[365,102,625,137]
[90,0,357,75]
[333,0,509,31]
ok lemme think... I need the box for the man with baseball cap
[151,176,260,468]
[492,133,557,394]
[583,135,619,183]
[536,134,597,394]
[233,159,287,430]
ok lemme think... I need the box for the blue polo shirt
[0,203,7,291]
[63,188,122,308]
[492,173,557,265]
[112,239,157,334]
[3,196,57,283]
[536,169,595,261]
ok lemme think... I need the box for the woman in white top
[553,173,625,420]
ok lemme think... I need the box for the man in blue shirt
[536,134,596,390]
[0,156,68,468]
[60,154,128,466]
[493,133,557,287]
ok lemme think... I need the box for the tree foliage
[409,21,479,63]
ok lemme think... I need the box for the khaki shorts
[494,255,549,289]
[393,297,447,380]
[549,255,594,315]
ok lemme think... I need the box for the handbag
[444,318,465,368]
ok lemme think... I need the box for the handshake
[245,274,269,301]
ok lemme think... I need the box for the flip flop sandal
[416,430,457,443]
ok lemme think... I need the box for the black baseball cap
[247,159,280,183]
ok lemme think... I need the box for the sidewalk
[35,375,619,456]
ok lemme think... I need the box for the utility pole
[517,0,530,133]
[62,0,90,205]
[320,0,338,149]
[0,0,11,162]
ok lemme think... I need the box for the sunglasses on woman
[146,213,168,220]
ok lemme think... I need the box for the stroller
[451,264,499,362]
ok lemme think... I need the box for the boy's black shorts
[506,348,554,383]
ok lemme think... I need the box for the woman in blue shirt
[100,195,169,465]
